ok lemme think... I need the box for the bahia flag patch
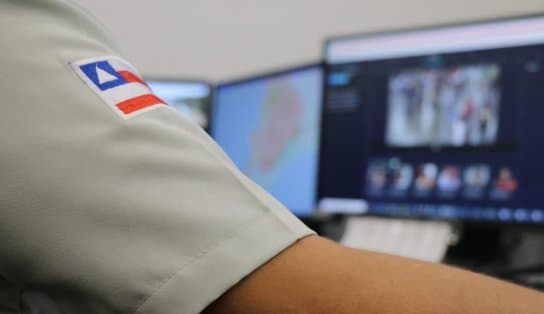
[70,56,166,119]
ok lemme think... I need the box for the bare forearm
[205,236,544,314]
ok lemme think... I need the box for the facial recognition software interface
[147,80,212,129]
[319,16,544,224]
[212,66,323,217]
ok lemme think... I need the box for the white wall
[75,0,544,82]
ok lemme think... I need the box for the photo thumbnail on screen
[386,64,501,148]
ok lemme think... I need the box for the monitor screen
[212,66,323,217]
[147,80,212,129]
[319,15,544,224]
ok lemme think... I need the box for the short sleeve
[0,1,314,313]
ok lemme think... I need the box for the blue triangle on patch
[79,60,127,91]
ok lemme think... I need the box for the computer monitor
[147,80,212,129]
[319,15,544,225]
[211,65,323,217]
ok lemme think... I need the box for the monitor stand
[445,224,544,289]
[445,224,505,269]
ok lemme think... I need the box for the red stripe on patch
[119,70,148,86]
[116,94,165,115]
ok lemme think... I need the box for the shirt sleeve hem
[133,212,315,314]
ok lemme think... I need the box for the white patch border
[69,55,165,120]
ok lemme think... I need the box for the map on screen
[212,67,323,216]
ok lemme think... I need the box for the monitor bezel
[214,62,323,91]
[323,12,544,64]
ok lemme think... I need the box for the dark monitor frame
[211,62,325,218]
[319,13,544,227]
[323,12,544,64]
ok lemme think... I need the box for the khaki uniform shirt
[0,1,313,313]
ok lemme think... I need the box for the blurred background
[76,0,543,81]
[76,0,544,291]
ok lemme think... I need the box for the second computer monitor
[320,15,544,225]
[212,65,323,217]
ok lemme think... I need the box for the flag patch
[70,56,166,119]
